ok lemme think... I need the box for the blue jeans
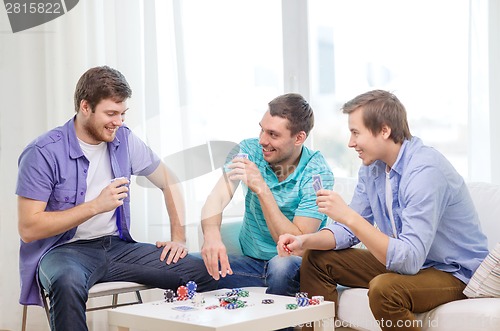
[217,254,301,297]
[38,236,217,331]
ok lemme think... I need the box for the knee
[268,255,301,277]
[41,266,88,297]
[368,273,404,311]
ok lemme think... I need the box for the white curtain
[0,1,186,329]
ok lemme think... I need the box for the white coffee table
[108,288,335,331]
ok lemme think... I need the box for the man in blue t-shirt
[201,93,334,297]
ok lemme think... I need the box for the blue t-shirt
[237,138,334,260]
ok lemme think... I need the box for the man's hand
[277,234,305,257]
[226,158,266,193]
[156,241,188,264]
[201,239,233,280]
[93,178,129,213]
[316,189,354,225]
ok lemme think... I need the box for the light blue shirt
[325,137,488,283]
[238,138,334,260]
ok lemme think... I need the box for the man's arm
[145,162,188,264]
[257,185,321,241]
[200,172,239,280]
[228,158,321,242]
[18,178,129,243]
[316,189,389,264]
[277,229,337,256]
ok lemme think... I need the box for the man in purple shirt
[277,90,488,331]
[16,66,216,330]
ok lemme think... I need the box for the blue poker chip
[186,280,197,292]
[188,289,196,299]
[296,297,310,307]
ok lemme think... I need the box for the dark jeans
[300,248,467,331]
[217,254,302,297]
[38,235,217,331]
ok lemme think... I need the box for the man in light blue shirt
[278,90,488,331]
[201,93,334,298]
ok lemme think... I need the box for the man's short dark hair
[268,93,314,136]
[74,66,132,112]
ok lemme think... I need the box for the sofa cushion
[463,242,500,298]
[466,182,500,250]
[337,287,500,331]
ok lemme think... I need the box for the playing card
[234,153,248,159]
[312,174,323,192]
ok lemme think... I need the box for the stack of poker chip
[176,285,189,301]
[295,292,308,299]
[311,295,324,305]
[286,303,298,310]
[294,291,310,307]
[296,296,310,307]
[164,289,175,302]
[186,280,197,299]
[225,300,246,309]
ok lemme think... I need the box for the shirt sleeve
[16,143,56,202]
[127,131,161,176]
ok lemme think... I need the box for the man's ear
[295,131,307,145]
[380,125,391,140]
[80,100,91,114]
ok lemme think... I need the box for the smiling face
[347,107,391,166]
[76,98,128,144]
[258,110,304,169]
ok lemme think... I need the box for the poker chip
[191,293,205,306]
[188,290,196,299]
[261,299,274,304]
[311,295,324,303]
[177,285,189,300]
[186,280,198,292]
[309,298,320,305]
[295,292,308,298]
[225,303,238,309]
[164,289,175,302]
[296,297,310,307]
[226,288,242,296]
[286,303,298,310]
[238,290,249,297]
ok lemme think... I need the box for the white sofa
[206,177,500,331]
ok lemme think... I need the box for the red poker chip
[177,285,188,298]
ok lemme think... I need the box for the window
[308,0,469,178]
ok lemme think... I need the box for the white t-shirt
[70,139,118,241]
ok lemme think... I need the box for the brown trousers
[300,248,467,331]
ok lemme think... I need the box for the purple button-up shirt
[16,117,160,306]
